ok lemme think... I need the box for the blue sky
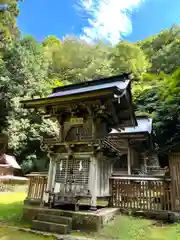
[17,0,180,44]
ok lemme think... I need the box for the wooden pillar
[59,123,64,142]
[51,160,57,191]
[46,156,54,192]
[40,177,46,206]
[92,118,96,140]
[27,177,32,199]
[127,146,131,175]
[143,152,147,174]
[89,154,97,210]
[169,154,178,211]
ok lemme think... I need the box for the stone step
[37,213,72,228]
[32,220,69,234]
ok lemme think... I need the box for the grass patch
[71,215,180,240]
[0,192,54,239]
[0,227,55,240]
[90,215,180,240]
[1,192,180,239]
[0,192,29,226]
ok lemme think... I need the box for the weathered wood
[89,155,97,209]
[43,139,99,146]
[26,175,47,201]
[110,176,171,181]
[56,152,93,156]
[46,158,53,192]
[127,146,131,175]
[26,172,48,177]
[97,155,112,197]
[110,177,172,211]
[52,161,56,190]
[59,124,64,142]
[22,89,115,109]
[169,153,180,211]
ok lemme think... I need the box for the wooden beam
[144,155,147,174]
[89,155,98,210]
[110,176,171,181]
[22,89,114,109]
[127,146,131,175]
[46,157,53,192]
[125,88,136,127]
[92,118,96,140]
[55,153,93,159]
[52,161,57,190]
[43,139,99,146]
[59,124,64,142]
[105,102,118,124]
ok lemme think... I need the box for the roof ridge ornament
[114,90,126,104]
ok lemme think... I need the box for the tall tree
[138,25,180,74]
[0,0,20,51]
[1,37,58,173]
[111,41,149,79]
[46,37,113,84]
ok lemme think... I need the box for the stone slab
[23,206,119,232]
[32,220,68,234]
[37,214,72,229]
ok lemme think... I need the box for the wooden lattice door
[55,158,90,196]
[169,153,180,210]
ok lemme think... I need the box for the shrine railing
[26,172,47,202]
[110,176,172,212]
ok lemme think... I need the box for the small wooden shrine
[22,74,137,210]
[0,154,21,176]
[109,116,156,176]
[0,133,8,176]
[0,133,28,191]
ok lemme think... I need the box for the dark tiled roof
[21,74,132,105]
[52,74,130,93]
[110,116,152,135]
[49,79,130,98]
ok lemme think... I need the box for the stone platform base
[23,206,119,232]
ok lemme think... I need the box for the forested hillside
[1,1,180,173]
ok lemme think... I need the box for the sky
[17,0,180,44]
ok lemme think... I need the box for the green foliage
[111,41,149,78]
[1,34,59,173]
[2,1,180,171]
[0,192,26,222]
[0,0,20,51]
[138,25,180,74]
[48,37,113,83]
[91,215,179,240]
[2,192,179,240]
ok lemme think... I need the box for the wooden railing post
[27,177,32,199]
[26,172,48,204]
[110,175,171,212]
[40,177,45,206]
[109,178,113,207]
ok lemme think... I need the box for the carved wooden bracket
[64,143,74,155]
[129,139,136,146]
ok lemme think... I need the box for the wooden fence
[110,176,172,211]
[26,173,173,212]
[26,172,47,202]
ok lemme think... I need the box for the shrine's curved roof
[21,74,132,106]
[49,80,130,98]
[21,73,137,128]
[0,154,21,169]
[110,116,152,135]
